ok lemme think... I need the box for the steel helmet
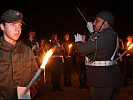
[96,11,114,26]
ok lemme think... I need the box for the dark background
[0,0,133,41]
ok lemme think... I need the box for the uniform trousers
[90,87,115,100]
[0,88,17,100]
[77,61,87,87]
[50,57,63,90]
[63,57,72,87]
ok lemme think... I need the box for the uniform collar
[0,36,22,52]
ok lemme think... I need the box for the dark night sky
[0,0,133,40]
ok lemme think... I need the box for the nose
[93,21,96,26]
[15,25,21,31]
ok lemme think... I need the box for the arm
[75,34,96,55]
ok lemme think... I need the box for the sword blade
[76,6,87,23]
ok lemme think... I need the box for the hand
[35,42,39,49]
[17,86,31,99]
[32,45,37,50]
[74,33,82,42]
[87,22,94,33]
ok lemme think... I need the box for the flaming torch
[68,44,72,57]
[127,41,130,47]
[21,48,54,98]
[116,43,133,62]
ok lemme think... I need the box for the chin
[13,38,19,41]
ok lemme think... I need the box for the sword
[76,6,87,23]
[115,43,133,62]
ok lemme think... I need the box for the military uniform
[0,37,39,100]
[75,27,120,100]
[48,40,64,91]
[62,39,73,87]
[123,41,133,85]
[25,38,40,66]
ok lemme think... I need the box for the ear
[0,23,5,31]
[104,21,109,28]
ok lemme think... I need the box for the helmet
[96,11,114,26]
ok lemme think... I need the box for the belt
[52,55,64,63]
[85,60,115,66]
[52,55,63,58]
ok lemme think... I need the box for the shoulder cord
[110,36,118,60]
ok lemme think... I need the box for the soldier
[25,29,40,66]
[117,37,125,85]
[0,9,40,100]
[74,11,120,100]
[48,34,64,92]
[123,34,133,85]
[62,34,73,87]
[75,34,88,89]
[38,39,47,64]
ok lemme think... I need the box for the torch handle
[22,68,42,95]
[44,68,46,83]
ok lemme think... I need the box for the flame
[69,44,72,49]
[127,41,130,46]
[40,48,54,69]
[128,43,133,50]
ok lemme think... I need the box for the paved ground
[33,70,133,100]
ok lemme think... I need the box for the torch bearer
[20,47,55,99]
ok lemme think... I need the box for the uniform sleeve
[74,37,97,55]
[74,32,110,56]
[31,50,38,73]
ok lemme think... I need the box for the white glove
[32,45,37,50]
[74,33,82,42]
[87,22,94,33]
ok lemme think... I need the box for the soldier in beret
[0,9,40,100]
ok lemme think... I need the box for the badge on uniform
[91,36,97,41]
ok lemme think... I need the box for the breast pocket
[22,60,32,68]
[0,62,9,73]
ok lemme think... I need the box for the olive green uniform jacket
[0,37,38,100]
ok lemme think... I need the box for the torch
[21,47,55,98]
[115,43,133,62]
[127,41,130,47]
[68,44,72,57]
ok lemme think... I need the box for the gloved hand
[87,22,94,33]
[32,45,37,50]
[74,33,82,42]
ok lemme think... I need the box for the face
[52,35,57,41]
[54,35,57,40]
[29,32,35,39]
[64,34,69,40]
[93,17,105,32]
[0,21,22,45]
[40,39,45,44]
[127,36,132,42]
